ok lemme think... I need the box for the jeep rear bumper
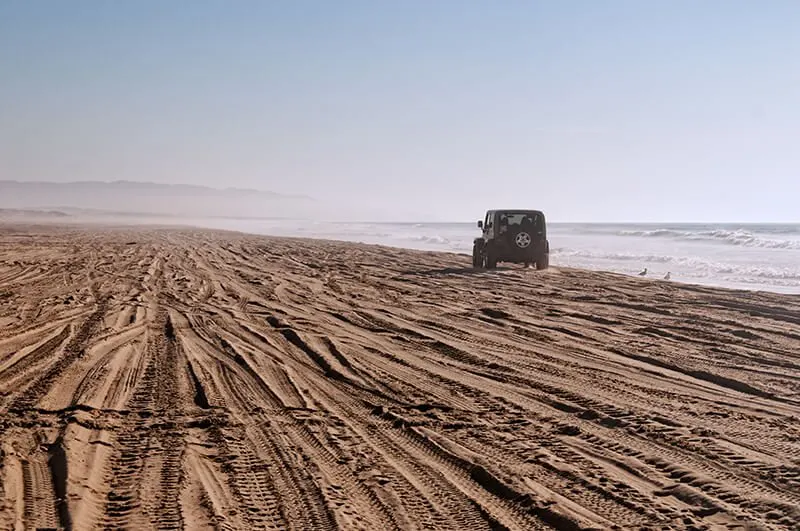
[490,240,548,263]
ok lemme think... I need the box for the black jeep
[472,210,549,269]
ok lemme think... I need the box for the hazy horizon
[2,177,799,225]
[2,2,799,222]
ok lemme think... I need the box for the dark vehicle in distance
[472,210,549,270]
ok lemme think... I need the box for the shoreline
[2,219,799,298]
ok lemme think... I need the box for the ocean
[179,218,800,295]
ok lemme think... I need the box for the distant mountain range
[0,180,316,219]
[0,208,70,219]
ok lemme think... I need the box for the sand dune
[0,225,798,530]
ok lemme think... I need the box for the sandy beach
[0,224,798,530]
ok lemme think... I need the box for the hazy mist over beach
[3,3,800,224]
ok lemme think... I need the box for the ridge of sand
[0,225,798,530]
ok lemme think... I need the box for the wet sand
[0,225,798,530]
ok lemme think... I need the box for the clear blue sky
[2,1,799,222]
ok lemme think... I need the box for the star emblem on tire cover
[515,232,532,248]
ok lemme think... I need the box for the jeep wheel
[484,251,497,269]
[514,231,533,250]
[536,253,549,270]
[472,243,482,268]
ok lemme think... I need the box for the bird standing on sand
[638,268,647,276]
[664,272,671,280]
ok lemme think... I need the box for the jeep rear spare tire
[514,231,532,249]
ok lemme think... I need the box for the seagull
[638,268,648,276]
[664,272,671,280]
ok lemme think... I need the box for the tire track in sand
[2,227,799,531]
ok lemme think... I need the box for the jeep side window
[484,212,492,229]
[532,214,543,233]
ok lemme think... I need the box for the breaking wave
[407,234,453,245]
[616,229,800,249]
[551,248,800,281]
